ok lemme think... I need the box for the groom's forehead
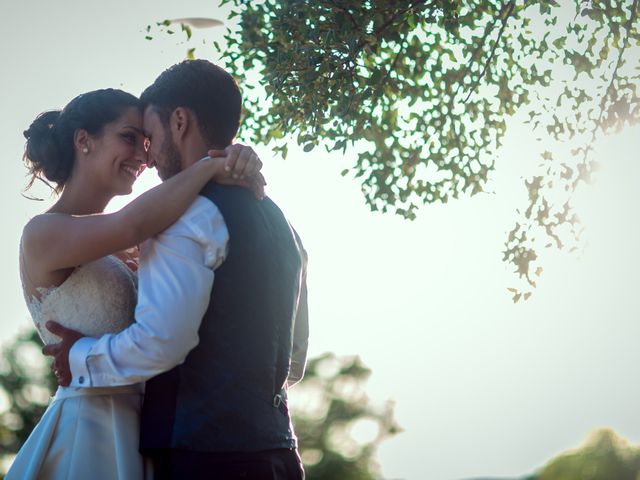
[142,106,161,136]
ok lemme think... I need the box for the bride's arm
[22,147,259,272]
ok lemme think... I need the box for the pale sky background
[1,1,640,479]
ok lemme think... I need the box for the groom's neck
[179,136,211,170]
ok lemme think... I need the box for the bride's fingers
[58,371,71,387]
[254,172,267,187]
[206,145,262,179]
[45,320,67,336]
[232,147,255,179]
[247,174,265,200]
[223,145,243,174]
[45,320,81,338]
[243,153,263,178]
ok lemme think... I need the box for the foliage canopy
[149,0,640,298]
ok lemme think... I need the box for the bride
[7,88,263,479]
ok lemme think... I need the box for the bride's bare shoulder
[21,214,77,291]
[22,213,70,253]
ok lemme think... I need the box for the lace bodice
[22,256,138,345]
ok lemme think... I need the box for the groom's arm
[67,197,228,387]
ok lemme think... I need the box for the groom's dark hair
[140,60,242,147]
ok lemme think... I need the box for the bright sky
[1,2,640,479]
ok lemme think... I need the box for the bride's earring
[82,147,89,154]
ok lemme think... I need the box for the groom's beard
[158,135,183,181]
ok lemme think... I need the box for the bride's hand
[207,144,266,199]
[42,321,83,387]
[114,246,139,272]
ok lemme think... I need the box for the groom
[44,60,308,479]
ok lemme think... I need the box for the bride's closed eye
[120,132,138,145]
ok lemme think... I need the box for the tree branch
[327,0,360,30]
[379,29,411,88]
[454,2,505,99]
[463,0,516,103]
[354,1,437,53]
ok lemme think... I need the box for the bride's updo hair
[23,89,140,193]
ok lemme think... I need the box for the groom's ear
[170,107,191,142]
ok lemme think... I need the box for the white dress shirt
[68,196,227,387]
[68,195,308,388]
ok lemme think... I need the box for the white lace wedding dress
[7,255,147,480]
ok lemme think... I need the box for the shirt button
[78,376,85,384]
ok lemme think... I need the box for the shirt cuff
[69,337,96,388]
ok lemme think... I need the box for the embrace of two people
[9,59,309,480]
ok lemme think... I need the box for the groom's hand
[42,321,83,387]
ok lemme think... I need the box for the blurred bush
[0,330,400,479]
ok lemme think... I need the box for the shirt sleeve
[287,228,309,388]
[69,197,228,387]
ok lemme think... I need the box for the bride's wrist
[199,155,225,179]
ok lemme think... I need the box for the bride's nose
[134,143,148,165]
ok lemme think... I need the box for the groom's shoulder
[199,183,277,213]
[197,182,290,221]
[163,195,225,238]
[199,182,253,203]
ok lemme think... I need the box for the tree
[148,0,640,299]
[291,353,401,479]
[0,330,399,479]
[0,329,53,471]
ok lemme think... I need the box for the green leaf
[552,36,567,49]
[181,24,193,40]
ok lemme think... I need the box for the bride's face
[86,107,147,195]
